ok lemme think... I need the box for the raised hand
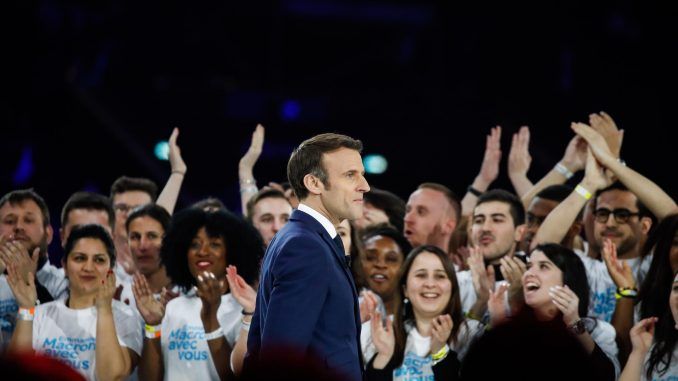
[560,135,588,174]
[601,238,634,289]
[225,265,256,313]
[508,126,532,179]
[589,111,623,159]
[370,310,395,359]
[476,126,502,187]
[499,256,526,302]
[95,270,116,311]
[629,317,657,354]
[196,271,227,321]
[0,241,39,283]
[571,122,616,168]
[430,314,453,354]
[359,290,378,324]
[549,285,580,326]
[239,124,265,173]
[488,282,509,326]
[582,147,613,192]
[168,127,187,175]
[132,273,167,325]
[468,247,495,303]
[6,262,37,308]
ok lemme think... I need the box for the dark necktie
[333,235,351,268]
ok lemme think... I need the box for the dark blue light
[281,100,302,121]
[12,147,34,186]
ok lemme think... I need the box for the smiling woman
[135,207,264,381]
[6,224,142,381]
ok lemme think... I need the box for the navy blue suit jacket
[246,209,363,381]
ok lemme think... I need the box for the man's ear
[640,216,653,235]
[45,225,54,245]
[59,228,65,247]
[514,224,527,242]
[441,217,457,236]
[303,174,324,196]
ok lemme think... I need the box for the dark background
[3,1,677,242]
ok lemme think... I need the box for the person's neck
[146,266,172,294]
[487,248,515,266]
[301,198,340,226]
[426,235,451,255]
[413,312,434,337]
[67,291,95,310]
[383,295,395,316]
[617,247,640,260]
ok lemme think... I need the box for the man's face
[61,209,113,248]
[404,188,455,247]
[519,197,559,252]
[471,201,520,263]
[251,197,292,246]
[112,191,152,241]
[593,190,649,257]
[318,148,370,224]
[0,200,53,254]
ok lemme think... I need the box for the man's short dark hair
[125,204,172,234]
[61,192,115,230]
[363,188,406,234]
[535,185,573,203]
[109,176,158,201]
[246,188,290,221]
[417,183,461,223]
[596,181,653,219]
[287,133,363,200]
[476,189,526,226]
[63,224,116,267]
[0,189,51,227]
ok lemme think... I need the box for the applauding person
[7,224,142,381]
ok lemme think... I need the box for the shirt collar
[297,203,338,238]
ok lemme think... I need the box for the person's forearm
[9,320,34,353]
[619,350,646,381]
[611,298,635,366]
[469,298,487,322]
[157,172,185,215]
[532,180,591,249]
[509,173,533,199]
[521,168,568,210]
[230,322,250,376]
[575,331,596,355]
[605,161,677,221]
[203,313,231,380]
[96,308,130,381]
[238,165,258,217]
[138,337,164,381]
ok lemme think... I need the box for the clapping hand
[226,265,256,314]
[132,273,169,325]
[549,285,580,326]
[430,314,453,354]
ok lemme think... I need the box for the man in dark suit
[245,133,370,381]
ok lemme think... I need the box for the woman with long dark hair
[364,245,482,380]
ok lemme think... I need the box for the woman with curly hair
[134,207,263,381]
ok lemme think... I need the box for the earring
[402,297,409,318]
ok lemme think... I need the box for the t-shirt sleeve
[114,303,143,356]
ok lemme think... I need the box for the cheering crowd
[0,113,676,381]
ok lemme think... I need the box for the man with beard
[403,183,460,252]
[0,189,55,344]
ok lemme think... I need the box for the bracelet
[241,318,251,332]
[554,163,574,179]
[574,185,592,200]
[464,310,480,321]
[144,324,161,339]
[431,344,450,365]
[18,307,35,321]
[203,327,224,341]
[615,287,638,300]
[239,178,256,185]
[242,310,254,316]
[171,170,186,176]
[239,185,258,194]
[467,186,483,197]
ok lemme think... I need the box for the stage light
[280,100,301,121]
[363,154,388,174]
[154,141,170,161]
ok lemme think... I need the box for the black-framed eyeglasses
[594,208,640,224]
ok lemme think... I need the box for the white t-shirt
[361,318,483,377]
[161,292,242,381]
[641,345,678,381]
[0,274,19,347]
[589,318,621,378]
[32,299,142,380]
[575,248,652,322]
[37,261,132,302]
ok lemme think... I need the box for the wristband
[242,310,254,316]
[241,318,251,332]
[144,324,161,339]
[239,178,256,185]
[203,327,224,341]
[574,185,592,200]
[239,185,258,194]
[467,186,483,197]
[615,287,638,300]
[555,163,574,179]
[18,307,35,321]
[431,344,450,365]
